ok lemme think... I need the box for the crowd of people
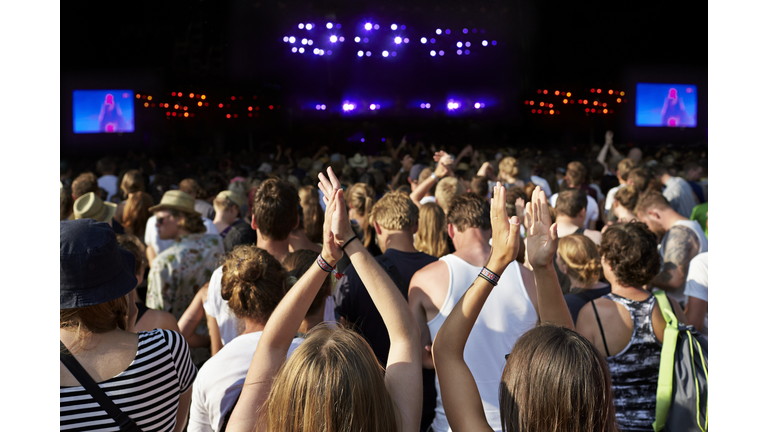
[60,131,708,431]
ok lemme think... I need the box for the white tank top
[427,255,538,432]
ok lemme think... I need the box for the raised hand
[515,197,527,226]
[524,186,558,268]
[488,182,521,271]
[317,166,342,207]
[320,188,343,266]
[401,154,414,172]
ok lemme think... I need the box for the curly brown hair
[599,222,661,287]
[221,245,286,323]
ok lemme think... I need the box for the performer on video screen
[98,93,125,132]
[660,87,687,126]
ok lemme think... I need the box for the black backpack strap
[377,255,408,294]
[574,227,585,235]
[60,341,143,432]
[590,301,611,357]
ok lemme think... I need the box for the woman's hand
[320,189,344,267]
[318,167,355,252]
[487,183,521,274]
[317,166,342,207]
[524,186,558,269]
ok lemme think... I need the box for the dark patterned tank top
[603,293,662,432]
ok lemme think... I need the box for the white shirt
[203,266,241,346]
[657,220,708,304]
[605,184,626,211]
[530,175,552,197]
[144,214,218,255]
[549,193,599,229]
[188,332,304,432]
[662,176,698,219]
[98,175,119,202]
[683,252,708,338]
[420,195,437,205]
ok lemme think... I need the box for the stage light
[298,23,304,29]
[283,36,289,42]
[578,99,582,103]
[603,109,608,113]
[597,89,602,93]
[306,23,313,30]
[394,37,402,44]
[292,47,298,53]
[361,138,365,142]
[457,42,463,48]
[403,38,409,43]
[248,106,253,111]
[365,23,372,30]
[585,108,589,113]
[391,51,397,57]
[382,51,389,57]
[482,40,488,46]
[463,28,469,34]
[144,102,149,107]
[166,111,171,116]
[610,110,613,113]
[226,114,231,118]
[327,22,333,29]
[430,38,436,43]
[421,37,427,44]
[549,103,553,108]
[363,37,369,43]
[540,102,544,106]
[339,37,345,42]
[426,103,431,108]
[608,89,614,94]
[136,94,141,98]
[183,106,188,111]
[563,99,568,103]
[436,28,442,35]
[184,112,189,117]
[617,98,622,103]
[593,101,598,106]
[198,101,203,106]
[355,36,361,43]
[391,24,398,30]
[570,100,574,104]
[358,50,364,57]
[374,24,380,29]
[420,103,425,108]
[337,24,342,28]
[543,90,548,94]
[366,51,371,56]
[289,36,296,43]
[201,95,206,100]
[555,91,560,95]
[566,92,571,97]
[165,103,169,108]
[329,35,338,43]
[151,103,155,107]
[170,92,175,96]
[315,104,321,110]
[174,104,179,109]
[370,104,377,110]
[457,49,462,55]
[439,50,444,56]
[343,102,356,111]
[465,42,471,47]
[620,91,625,96]
[401,25,406,30]
[319,49,325,55]
[430,50,436,56]
[602,103,607,107]
[299,47,305,53]
[491,40,497,45]
[308,39,313,45]
[188,93,194,98]
[550,110,554,115]
[537,109,541,114]
[269,105,274,110]
[447,101,460,110]
[537,89,542,94]
[445,29,451,34]
[172,112,177,116]
[474,102,480,109]
[464,49,469,55]
[313,48,319,54]
[591,108,595,113]
[321,104,326,110]
[301,38,307,45]
[178,91,182,96]
[591,88,595,93]
[532,109,536,113]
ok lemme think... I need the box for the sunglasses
[156,216,173,225]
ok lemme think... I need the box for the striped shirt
[60,329,197,431]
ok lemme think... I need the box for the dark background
[61,0,707,157]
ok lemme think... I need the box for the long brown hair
[60,296,130,353]
[122,191,154,240]
[345,183,376,248]
[414,202,449,258]
[220,245,286,323]
[263,325,399,432]
[120,169,145,199]
[298,186,324,244]
[499,325,617,432]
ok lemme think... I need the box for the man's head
[251,178,300,241]
[178,178,200,200]
[628,147,643,164]
[470,176,489,197]
[683,161,703,181]
[409,164,428,191]
[446,193,491,237]
[435,177,459,214]
[369,191,419,236]
[626,167,650,192]
[634,190,675,238]
[616,158,637,183]
[555,189,588,223]
[150,190,206,240]
[71,172,99,199]
[566,161,588,187]
[214,190,246,222]
[96,157,116,176]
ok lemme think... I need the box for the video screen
[635,83,697,127]
[73,90,135,133]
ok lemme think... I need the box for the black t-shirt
[564,285,612,324]
[334,248,437,366]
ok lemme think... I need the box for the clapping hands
[318,168,356,264]
[524,186,558,268]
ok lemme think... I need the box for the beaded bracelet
[478,267,501,286]
[316,254,335,272]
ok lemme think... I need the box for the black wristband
[341,236,358,251]
[478,267,501,286]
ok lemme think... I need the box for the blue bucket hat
[60,219,137,309]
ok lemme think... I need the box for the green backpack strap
[653,291,680,432]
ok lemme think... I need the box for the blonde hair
[414,202,450,258]
[557,234,602,287]
[263,325,399,432]
[499,157,519,179]
[369,191,419,231]
[345,183,376,248]
[435,177,459,214]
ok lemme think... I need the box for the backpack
[653,291,709,432]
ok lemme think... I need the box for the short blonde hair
[499,157,519,178]
[435,177,459,214]
[368,191,419,231]
[557,235,602,287]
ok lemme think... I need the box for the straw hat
[216,190,247,209]
[73,192,117,222]
[348,153,368,168]
[148,190,201,216]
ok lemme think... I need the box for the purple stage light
[445,29,451,34]
[374,24,380,30]
[298,23,304,29]
[357,50,364,57]
[321,104,326,110]
[492,40,497,45]
[457,49,462,55]
[463,28,469,34]
[403,38,409,43]
[421,37,427,44]
[382,50,389,57]
[430,50,436,56]
[361,138,365,142]
[289,36,296,43]
[313,48,319,54]
[355,36,361,43]
[401,25,406,30]
[283,36,289,42]
[426,103,431,108]
[363,37,369,43]
[436,28,442,35]
[342,102,356,111]
[474,102,480,109]
[301,38,307,45]
[365,23,372,30]
[391,51,397,57]
[327,22,333,29]
[394,37,402,44]
[482,40,488,46]
[464,49,469,55]
[382,138,386,142]
[439,50,444,56]
[319,49,325,56]
[430,38,436,43]
[391,24,398,30]
[298,47,305,53]
[306,23,313,30]
[472,28,477,33]
[366,51,371,57]
[307,39,313,45]
[339,36,345,42]
[291,47,298,53]
[315,104,321,110]
[465,41,471,47]
[337,24,341,28]
[481,29,486,34]
[330,35,338,43]
[369,104,376,110]
[447,101,460,110]
[326,50,332,56]
[457,42,463,48]
[420,103,426,108]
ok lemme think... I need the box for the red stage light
[249,113,253,117]
[537,109,541,113]
[269,105,274,110]
[190,113,194,117]
[234,114,238,118]
[174,104,179,109]
[602,103,607,107]
[255,106,260,111]
[570,100,574,104]
[549,103,553,108]
[585,108,589,112]
[549,109,554,115]
[166,111,171,116]
[219,103,224,108]
[172,112,177,116]
[184,112,189,117]
[591,108,595,113]
[253,95,258,99]
[204,102,208,106]
[597,89,602,93]
[578,99,582,104]
[151,103,155,107]
[543,90,548,94]
[136,94,141,98]
[171,92,176,97]
[591,88,595,93]
[226,114,231,118]
[609,110,613,113]
[231,96,236,100]
[608,90,614,94]
[593,101,598,106]
[531,109,536,113]
[617,98,622,103]
[537,89,541,94]
[189,93,194,98]
[248,106,253,111]
[555,90,560,95]
[195,94,200,98]
[556,111,559,114]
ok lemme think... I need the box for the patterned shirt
[147,233,224,319]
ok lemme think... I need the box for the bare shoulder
[584,229,602,246]
[409,259,448,294]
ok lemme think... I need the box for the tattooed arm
[651,225,700,291]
